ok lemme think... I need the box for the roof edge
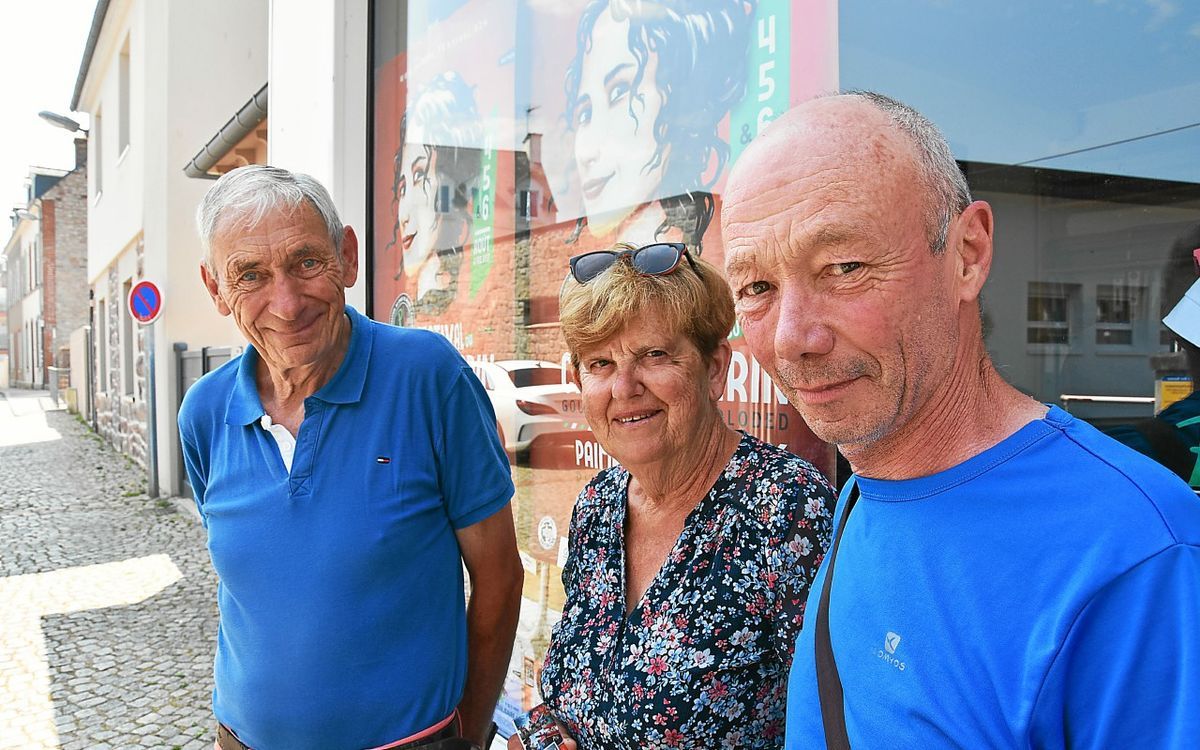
[70,0,113,111]
[183,84,269,179]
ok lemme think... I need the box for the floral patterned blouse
[538,432,836,750]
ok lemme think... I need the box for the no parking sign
[127,280,163,325]
[127,279,164,498]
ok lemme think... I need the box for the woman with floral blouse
[509,243,836,750]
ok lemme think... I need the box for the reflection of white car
[471,360,584,453]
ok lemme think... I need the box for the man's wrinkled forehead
[214,202,285,236]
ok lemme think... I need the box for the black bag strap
[1130,416,1195,483]
[816,480,860,750]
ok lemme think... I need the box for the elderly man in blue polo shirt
[179,165,522,750]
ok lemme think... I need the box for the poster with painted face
[370,0,837,734]
[372,0,518,355]
[518,0,839,549]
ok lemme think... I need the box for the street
[0,389,217,750]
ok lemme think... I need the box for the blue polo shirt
[179,306,514,750]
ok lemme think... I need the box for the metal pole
[146,324,159,498]
[87,324,96,429]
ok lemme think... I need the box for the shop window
[518,190,539,219]
[1026,282,1079,347]
[367,0,1200,731]
[119,36,131,155]
[1095,284,1144,347]
[92,110,103,197]
[34,236,42,288]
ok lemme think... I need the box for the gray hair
[196,165,344,270]
[835,91,972,253]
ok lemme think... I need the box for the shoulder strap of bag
[816,480,860,750]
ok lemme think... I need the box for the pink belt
[370,710,460,749]
[216,710,461,750]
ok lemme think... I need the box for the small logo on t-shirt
[876,630,906,671]
[884,631,901,654]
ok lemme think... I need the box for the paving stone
[0,395,217,749]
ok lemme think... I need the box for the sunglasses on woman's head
[568,242,699,284]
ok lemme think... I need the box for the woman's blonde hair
[559,243,736,368]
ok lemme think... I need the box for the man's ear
[340,226,360,287]
[200,263,231,317]
[953,200,994,303]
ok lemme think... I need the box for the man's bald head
[726,92,971,255]
[719,92,998,459]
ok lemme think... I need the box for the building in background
[0,249,8,388]
[69,0,268,494]
[3,144,89,393]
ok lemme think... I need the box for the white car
[471,360,585,454]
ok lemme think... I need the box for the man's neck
[256,314,351,434]
[844,336,1048,481]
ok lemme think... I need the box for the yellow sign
[1157,377,1194,413]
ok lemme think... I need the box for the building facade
[0,256,7,389]
[70,0,268,491]
[3,146,89,392]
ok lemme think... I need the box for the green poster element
[730,0,792,166]
[470,143,498,298]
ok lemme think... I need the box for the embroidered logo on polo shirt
[376,456,391,464]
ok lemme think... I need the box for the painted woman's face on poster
[394,142,460,288]
[370,0,837,734]
[569,7,670,236]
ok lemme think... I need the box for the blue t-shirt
[786,406,1200,749]
[178,306,514,750]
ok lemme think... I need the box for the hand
[505,722,577,750]
[557,727,578,750]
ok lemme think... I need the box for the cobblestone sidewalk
[1,391,217,750]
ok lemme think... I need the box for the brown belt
[216,712,463,750]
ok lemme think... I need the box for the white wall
[268,0,369,310]
[4,218,42,386]
[146,0,270,496]
[75,0,270,495]
[69,324,91,417]
[80,0,143,284]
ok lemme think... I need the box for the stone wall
[94,241,149,469]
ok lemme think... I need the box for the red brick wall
[42,168,90,365]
